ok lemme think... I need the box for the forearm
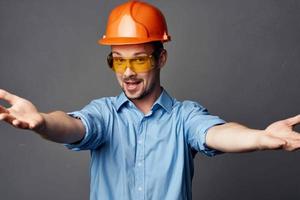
[206,122,267,153]
[37,111,85,144]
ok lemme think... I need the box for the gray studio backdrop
[1,0,300,199]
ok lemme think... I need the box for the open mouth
[124,80,142,91]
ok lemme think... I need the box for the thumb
[285,114,300,127]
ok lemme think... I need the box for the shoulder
[173,100,206,112]
[171,99,207,120]
[181,100,205,109]
[90,96,116,107]
[83,96,119,114]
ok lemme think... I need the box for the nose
[123,64,136,77]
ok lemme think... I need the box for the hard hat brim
[98,37,170,46]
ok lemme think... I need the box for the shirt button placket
[136,117,145,200]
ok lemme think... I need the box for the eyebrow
[111,51,148,56]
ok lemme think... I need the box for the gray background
[0,0,300,199]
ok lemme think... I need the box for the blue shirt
[65,89,225,200]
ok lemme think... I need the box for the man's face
[111,43,161,100]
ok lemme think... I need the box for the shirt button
[138,187,143,191]
[138,162,142,166]
[138,140,143,144]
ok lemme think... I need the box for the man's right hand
[0,89,45,131]
[0,89,85,144]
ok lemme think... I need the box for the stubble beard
[122,81,156,101]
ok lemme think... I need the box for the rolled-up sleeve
[183,101,226,156]
[64,100,109,151]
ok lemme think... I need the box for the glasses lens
[130,56,152,73]
[109,55,153,73]
[112,57,127,73]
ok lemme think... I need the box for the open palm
[265,115,300,151]
[0,89,44,130]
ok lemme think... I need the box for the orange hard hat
[99,1,171,45]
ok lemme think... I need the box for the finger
[0,105,9,114]
[280,131,300,140]
[285,132,300,140]
[0,89,19,105]
[0,113,16,124]
[12,119,29,129]
[12,119,20,126]
[285,114,300,126]
[283,139,300,151]
[0,113,9,121]
[20,121,30,129]
[28,121,37,130]
[289,131,300,140]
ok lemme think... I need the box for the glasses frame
[106,49,163,73]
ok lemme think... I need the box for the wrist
[254,130,269,151]
[33,113,47,134]
[256,130,286,150]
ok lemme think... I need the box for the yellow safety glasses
[107,53,156,73]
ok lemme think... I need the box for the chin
[125,92,143,100]
[124,89,145,100]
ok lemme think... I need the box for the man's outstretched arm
[206,115,300,153]
[0,89,85,144]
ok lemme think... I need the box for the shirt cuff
[63,111,90,151]
[199,119,226,156]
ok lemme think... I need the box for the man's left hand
[265,115,300,151]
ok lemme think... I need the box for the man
[0,1,299,200]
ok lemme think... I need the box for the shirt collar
[115,92,129,112]
[115,89,174,113]
[151,89,173,114]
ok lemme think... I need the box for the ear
[158,49,167,69]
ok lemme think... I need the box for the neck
[131,85,162,114]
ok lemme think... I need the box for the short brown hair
[150,41,164,62]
